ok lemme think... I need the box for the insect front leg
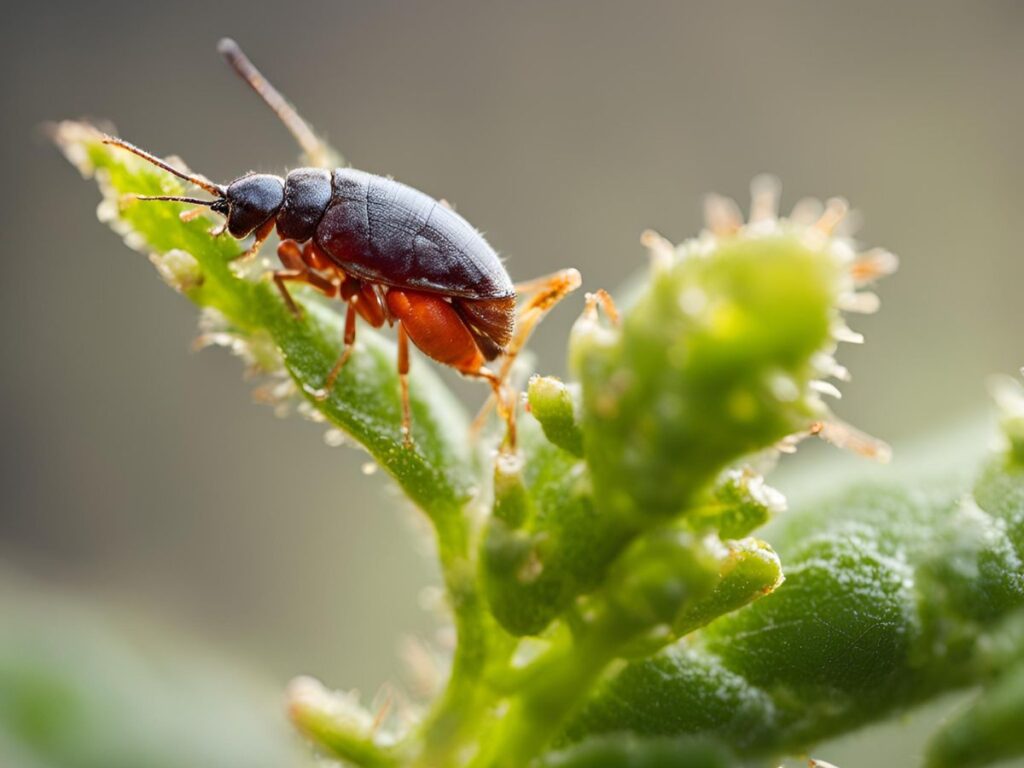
[311,280,388,401]
[273,240,337,318]
[312,303,358,401]
[234,219,276,263]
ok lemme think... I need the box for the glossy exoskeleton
[106,39,579,446]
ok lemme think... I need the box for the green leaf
[672,537,783,637]
[926,661,1024,768]
[990,375,1024,466]
[563,468,1024,760]
[974,455,1024,555]
[571,234,842,524]
[538,734,736,768]
[563,647,779,751]
[704,530,918,697]
[52,121,477,523]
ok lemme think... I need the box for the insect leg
[273,271,305,317]
[312,303,358,401]
[386,289,513,445]
[582,288,620,325]
[502,268,583,385]
[234,219,275,263]
[300,241,334,272]
[179,206,208,223]
[463,364,513,450]
[470,269,582,441]
[217,38,333,169]
[397,324,413,447]
[272,270,337,317]
[273,241,337,317]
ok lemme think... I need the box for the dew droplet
[838,291,881,314]
[302,382,329,400]
[96,198,118,223]
[809,380,843,399]
[832,322,865,345]
[123,231,146,251]
[768,373,799,403]
[678,286,708,316]
[323,428,347,447]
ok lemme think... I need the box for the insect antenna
[135,195,215,205]
[217,37,330,167]
[102,135,226,197]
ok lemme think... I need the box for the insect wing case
[316,169,513,299]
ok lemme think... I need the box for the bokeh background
[2,2,1022,766]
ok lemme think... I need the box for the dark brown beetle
[106,39,579,446]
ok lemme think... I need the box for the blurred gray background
[2,2,1022,765]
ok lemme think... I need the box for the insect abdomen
[316,168,514,300]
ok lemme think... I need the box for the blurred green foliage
[0,583,305,768]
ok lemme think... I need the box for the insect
[105,38,580,447]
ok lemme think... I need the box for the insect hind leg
[501,268,582,382]
[470,268,582,447]
[396,325,413,447]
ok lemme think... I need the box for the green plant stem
[413,508,508,767]
[470,618,637,768]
